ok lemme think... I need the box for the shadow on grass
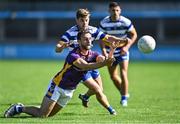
[0,116,34,119]
[68,102,80,106]
[0,102,41,106]
[2,102,80,107]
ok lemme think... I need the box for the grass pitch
[0,60,180,124]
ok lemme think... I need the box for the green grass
[0,60,180,123]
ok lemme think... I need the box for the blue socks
[121,95,128,101]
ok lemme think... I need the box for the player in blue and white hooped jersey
[55,8,128,108]
[99,2,137,107]
[60,25,105,51]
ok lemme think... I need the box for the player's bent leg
[79,70,101,108]
[94,75,103,91]
[49,103,63,117]
[22,79,65,117]
[83,78,116,115]
[4,96,57,118]
[81,75,103,98]
[22,96,57,117]
[79,77,93,108]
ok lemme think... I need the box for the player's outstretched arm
[102,34,128,47]
[73,57,114,71]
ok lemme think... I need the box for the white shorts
[45,80,74,107]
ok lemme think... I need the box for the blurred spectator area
[0,1,180,45]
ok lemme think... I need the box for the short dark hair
[76,8,90,19]
[77,30,91,40]
[109,2,120,8]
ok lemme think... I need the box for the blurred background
[0,0,180,61]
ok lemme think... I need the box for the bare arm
[120,27,137,55]
[73,57,114,71]
[101,34,128,47]
[73,43,117,71]
[126,28,137,48]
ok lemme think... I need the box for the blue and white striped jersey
[60,25,106,50]
[99,15,134,57]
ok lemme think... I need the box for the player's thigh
[42,81,64,117]
[120,60,129,73]
[83,70,99,82]
[49,103,62,117]
[94,75,103,90]
[83,78,101,92]
[85,70,103,89]
[107,64,119,77]
[49,88,74,117]
[82,71,92,82]
[57,88,74,107]
[91,69,100,79]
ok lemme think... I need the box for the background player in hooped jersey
[99,2,137,107]
[4,30,118,118]
[56,8,128,107]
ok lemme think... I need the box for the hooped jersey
[99,16,134,57]
[60,25,106,50]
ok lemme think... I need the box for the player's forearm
[74,57,114,71]
[102,34,126,42]
[81,61,107,71]
[102,35,128,47]
[130,34,137,45]
[127,29,137,47]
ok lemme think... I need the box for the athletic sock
[121,95,128,101]
[107,106,114,113]
[83,94,90,100]
[16,106,23,113]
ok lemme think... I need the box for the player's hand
[115,37,129,47]
[56,42,70,53]
[57,42,70,48]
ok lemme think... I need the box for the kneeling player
[4,30,118,118]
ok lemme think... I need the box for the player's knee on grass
[39,111,51,118]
